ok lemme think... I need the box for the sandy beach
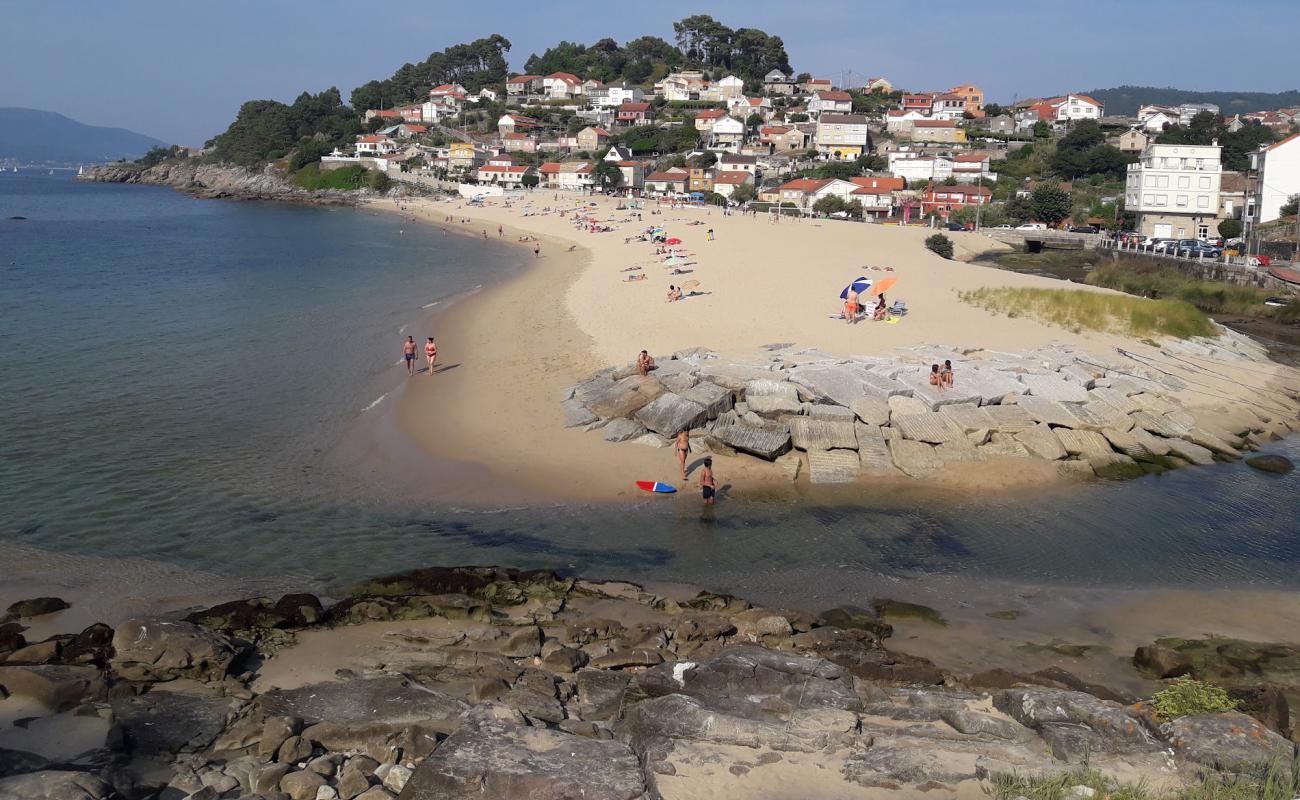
[381,192,1298,502]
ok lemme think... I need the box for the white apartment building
[814,114,870,160]
[1125,142,1223,239]
[590,84,644,108]
[1248,132,1300,224]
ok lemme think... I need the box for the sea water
[2,173,1298,608]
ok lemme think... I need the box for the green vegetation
[1152,676,1239,719]
[1086,261,1277,316]
[871,599,948,626]
[993,760,1300,799]
[525,36,680,85]
[1050,120,1135,180]
[1030,183,1073,225]
[1281,195,1299,217]
[1155,111,1283,171]
[291,164,389,191]
[1085,85,1300,117]
[812,195,862,218]
[925,233,954,259]
[350,36,513,110]
[960,287,1215,339]
[210,88,362,166]
[135,144,186,167]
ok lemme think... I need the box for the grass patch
[292,163,368,190]
[990,759,1300,799]
[1151,676,1239,719]
[871,598,948,626]
[1087,260,1277,317]
[960,286,1215,339]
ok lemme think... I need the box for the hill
[0,107,168,165]
[1086,86,1300,117]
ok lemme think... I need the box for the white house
[929,93,968,121]
[718,153,758,174]
[885,110,929,133]
[809,90,852,117]
[728,96,773,120]
[543,72,584,100]
[1053,94,1104,122]
[1125,142,1223,239]
[476,164,535,187]
[354,134,398,156]
[591,83,645,108]
[539,161,595,190]
[1248,132,1300,224]
[703,75,745,102]
[708,116,746,152]
[711,170,754,198]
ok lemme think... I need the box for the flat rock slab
[1165,438,1215,465]
[961,368,1030,404]
[1015,424,1067,460]
[807,404,856,422]
[981,435,1030,458]
[888,394,930,420]
[1088,387,1140,414]
[892,413,963,445]
[789,365,911,407]
[714,421,791,461]
[634,392,708,436]
[889,439,943,477]
[602,418,646,443]
[1080,400,1135,432]
[679,382,733,419]
[850,396,890,426]
[788,417,858,451]
[562,398,599,428]
[939,404,996,433]
[807,449,862,484]
[856,425,892,471]
[401,709,645,800]
[1053,428,1115,459]
[1129,410,1185,439]
[984,404,1036,433]
[695,364,778,391]
[900,375,983,411]
[255,676,467,728]
[746,393,803,417]
[1101,427,1153,460]
[744,379,799,399]
[1020,373,1089,403]
[1016,396,1089,428]
[1057,460,1096,479]
[585,376,665,419]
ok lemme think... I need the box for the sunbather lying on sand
[625,274,648,282]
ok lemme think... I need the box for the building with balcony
[1124,142,1222,239]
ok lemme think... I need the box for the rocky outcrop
[79,161,372,204]
[563,339,1299,485]
[7,566,1300,799]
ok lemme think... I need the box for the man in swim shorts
[700,457,715,506]
[403,336,418,376]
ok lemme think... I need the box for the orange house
[947,84,985,114]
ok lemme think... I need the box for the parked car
[1069,225,1099,234]
[991,224,1013,230]
[1176,240,1222,258]
[1015,223,1046,231]
[945,222,965,231]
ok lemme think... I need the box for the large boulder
[398,705,645,800]
[994,688,1158,756]
[111,687,233,757]
[633,392,708,436]
[584,376,665,419]
[620,692,856,754]
[0,665,105,710]
[255,676,468,734]
[3,597,69,621]
[1133,645,1192,679]
[0,771,115,800]
[713,420,791,460]
[1164,712,1296,771]
[1246,454,1294,474]
[679,381,733,419]
[110,618,238,683]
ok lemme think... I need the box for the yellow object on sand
[885,317,900,324]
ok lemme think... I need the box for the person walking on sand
[676,430,692,480]
[534,243,541,257]
[403,336,418,376]
[498,224,503,237]
[700,457,716,506]
[425,337,438,374]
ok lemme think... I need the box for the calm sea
[2,172,1298,609]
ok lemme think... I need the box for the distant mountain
[1086,86,1300,117]
[0,108,168,165]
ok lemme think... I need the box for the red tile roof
[588,127,611,136]
[356,135,389,143]
[696,109,727,119]
[539,162,562,174]
[779,178,832,193]
[849,176,904,191]
[479,165,531,174]
[952,154,988,162]
[815,91,852,102]
[713,171,752,185]
[368,110,401,117]
[646,171,687,182]
[547,72,582,84]
[619,102,652,112]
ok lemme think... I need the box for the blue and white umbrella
[839,277,873,300]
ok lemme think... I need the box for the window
[1176,195,1188,207]
[1197,196,1209,209]
[1198,225,1209,240]
[1199,177,1210,189]
[1178,176,1190,189]
[1143,194,1155,205]
[1156,194,1168,206]
[1156,176,1169,188]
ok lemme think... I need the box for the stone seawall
[563,337,1299,485]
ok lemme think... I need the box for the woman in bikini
[873,294,889,321]
[929,364,943,389]
[676,430,691,480]
[940,359,954,388]
[425,337,437,375]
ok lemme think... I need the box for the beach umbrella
[869,277,898,296]
[680,280,701,290]
[665,237,682,245]
[838,277,872,300]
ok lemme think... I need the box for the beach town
[6,9,1300,800]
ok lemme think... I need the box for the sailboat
[77,166,84,176]
[48,170,54,175]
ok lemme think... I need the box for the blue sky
[2,0,1294,145]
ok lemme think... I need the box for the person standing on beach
[403,336,418,376]
[534,243,541,257]
[845,289,860,324]
[676,430,691,480]
[700,458,715,505]
[425,337,438,375]
[498,224,503,236]
[707,228,715,241]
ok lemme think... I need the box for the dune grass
[960,286,1215,339]
[1086,261,1277,317]
[990,760,1300,800]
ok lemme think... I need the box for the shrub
[292,164,367,190]
[366,169,391,192]
[1217,218,1242,239]
[925,233,954,259]
[1152,676,1239,720]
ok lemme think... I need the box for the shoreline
[376,193,1300,505]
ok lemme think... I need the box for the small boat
[1264,297,1293,308]
[77,166,84,176]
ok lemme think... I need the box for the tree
[1217,219,1242,239]
[813,195,854,216]
[745,112,764,131]
[1281,195,1299,217]
[289,139,334,171]
[350,35,512,109]
[366,170,391,192]
[731,183,757,204]
[983,103,1006,118]
[1032,120,1051,138]
[787,112,809,123]
[593,159,623,188]
[1004,195,1034,224]
[925,234,954,259]
[1030,184,1072,225]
